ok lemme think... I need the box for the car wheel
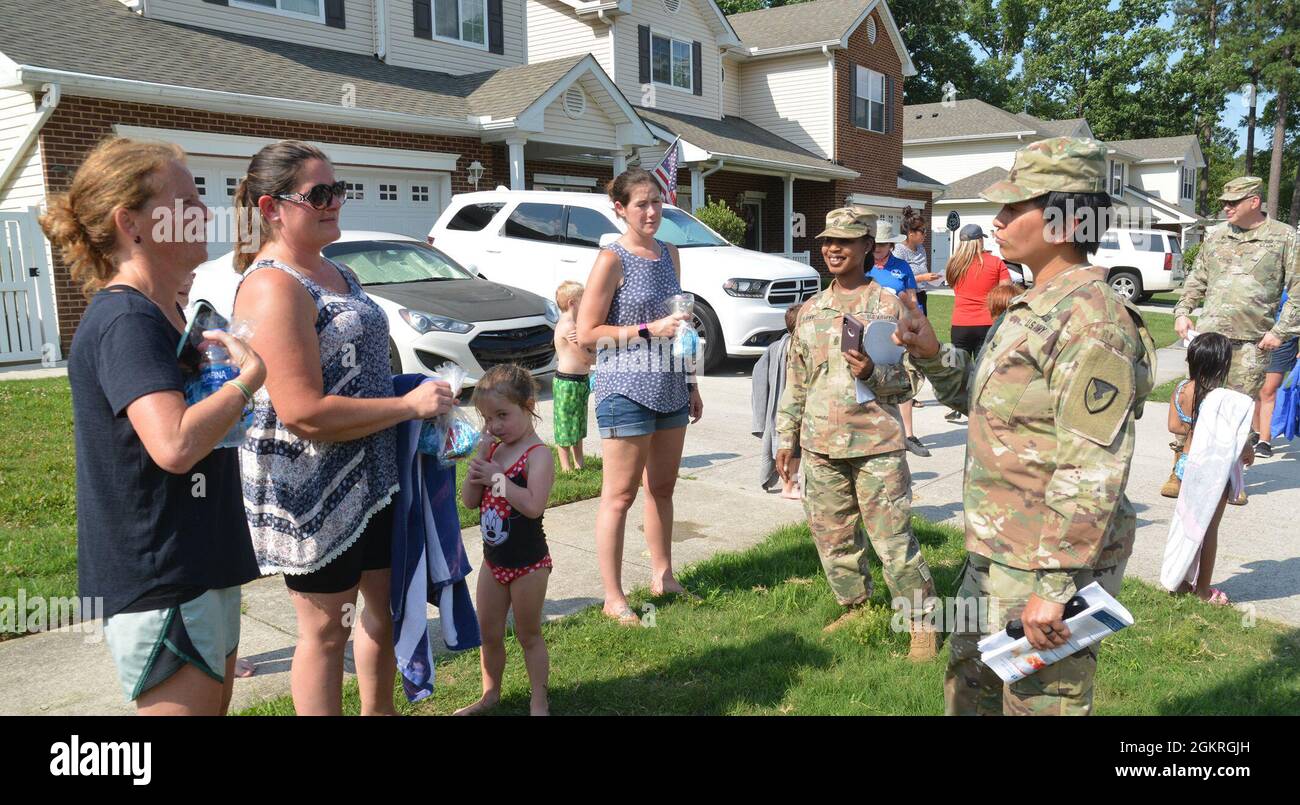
[1108,270,1142,302]
[691,301,725,374]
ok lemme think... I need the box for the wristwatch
[638,321,651,340]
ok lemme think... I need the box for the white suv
[428,189,821,372]
[1019,228,1185,302]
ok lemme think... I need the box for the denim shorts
[1267,337,1298,375]
[596,394,689,438]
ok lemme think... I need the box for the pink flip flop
[1205,588,1230,607]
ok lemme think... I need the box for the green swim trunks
[553,372,591,447]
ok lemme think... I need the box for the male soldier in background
[775,207,938,660]
[894,138,1156,714]
[1165,177,1300,500]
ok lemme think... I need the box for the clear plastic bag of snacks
[417,363,484,466]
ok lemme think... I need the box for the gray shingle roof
[1107,135,1200,162]
[727,0,870,50]
[1014,113,1088,138]
[903,99,1038,142]
[0,0,585,124]
[898,164,944,187]
[943,167,1007,200]
[635,106,856,177]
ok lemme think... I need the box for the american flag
[651,138,680,205]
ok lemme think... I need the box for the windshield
[656,208,729,248]
[323,241,473,285]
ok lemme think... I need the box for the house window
[379,184,398,201]
[230,0,324,23]
[346,182,365,201]
[412,185,431,203]
[854,66,886,133]
[194,177,208,198]
[1110,161,1124,196]
[225,177,239,198]
[652,33,694,92]
[1181,167,1195,200]
[434,0,487,47]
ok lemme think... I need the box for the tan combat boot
[1160,443,1182,498]
[907,622,938,662]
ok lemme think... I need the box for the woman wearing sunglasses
[230,141,455,715]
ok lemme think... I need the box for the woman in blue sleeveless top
[577,169,704,624]
[231,142,454,715]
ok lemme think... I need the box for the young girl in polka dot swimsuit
[457,364,555,716]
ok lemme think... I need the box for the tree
[1254,0,1300,219]
[1173,0,1234,213]
[963,0,1040,110]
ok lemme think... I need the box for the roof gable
[1108,135,1205,167]
[727,0,914,75]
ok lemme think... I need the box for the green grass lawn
[239,519,1300,716]
[922,295,1178,349]
[0,376,603,634]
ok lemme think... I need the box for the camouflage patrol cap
[817,206,878,239]
[874,217,905,243]
[981,137,1108,203]
[1218,176,1263,202]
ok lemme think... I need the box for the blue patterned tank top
[237,258,399,575]
[593,239,691,413]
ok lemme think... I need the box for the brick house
[0,0,656,359]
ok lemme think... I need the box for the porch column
[506,137,527,190]
[783,174,795,254]
[690,167,704,213]
[612,151,628,176]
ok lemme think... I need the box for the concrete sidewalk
[3,357,1297,715]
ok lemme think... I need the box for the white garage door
[187,156,448,259]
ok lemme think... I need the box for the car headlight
[399,308,473,335]
[544,299,560,324]
[723,278,770,298]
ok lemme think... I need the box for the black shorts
[284,503,395,594]
[951,325,991,358]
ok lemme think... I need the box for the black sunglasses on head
[274,180,347,210]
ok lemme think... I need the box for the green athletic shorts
[552,373,591,447]
[103,586,242,701]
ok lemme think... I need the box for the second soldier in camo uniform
[775,207,938,660]
[896,138,1156,715]
[1164,176,1300,500]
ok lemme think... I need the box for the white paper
[977,582,1135,684]
[1183,328,1200,348]
[855,379,876,404]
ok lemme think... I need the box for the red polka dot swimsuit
[480,442,551,585]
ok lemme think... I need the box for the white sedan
[189,231,559,387]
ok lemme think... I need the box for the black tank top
[479,442,549,568]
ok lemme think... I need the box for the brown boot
[823,602,868,633]
[1228,487,1248,506]
[907,622,938,662]
[1160,443,1182,498]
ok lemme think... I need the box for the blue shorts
[596,394,689,438]
[1267,337,1298,375]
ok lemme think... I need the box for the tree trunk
[1290,154,1300,226]
[1245,76,1258,175]
[1198,0,1219,216]
[1268,80,1289,219]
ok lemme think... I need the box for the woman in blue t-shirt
[869,221,930,458]
[45,138,267,714]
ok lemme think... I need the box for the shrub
[1183,241,1199,272]
[693,197,747,246]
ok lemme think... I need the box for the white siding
[902,139,1020,187]
[526,0,611,74]
[721,54,741,117]
[613,0,720,119]
[537,79,619,149]
[738,52,832,158]
[388,0,525,73]
[0,90,47,211]
[930,201,1004,272]
[148,0,374,55]
[1133,163,1190,210]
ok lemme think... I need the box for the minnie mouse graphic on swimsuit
[480,506,510,546]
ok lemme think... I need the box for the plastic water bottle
[186,342,250,449]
